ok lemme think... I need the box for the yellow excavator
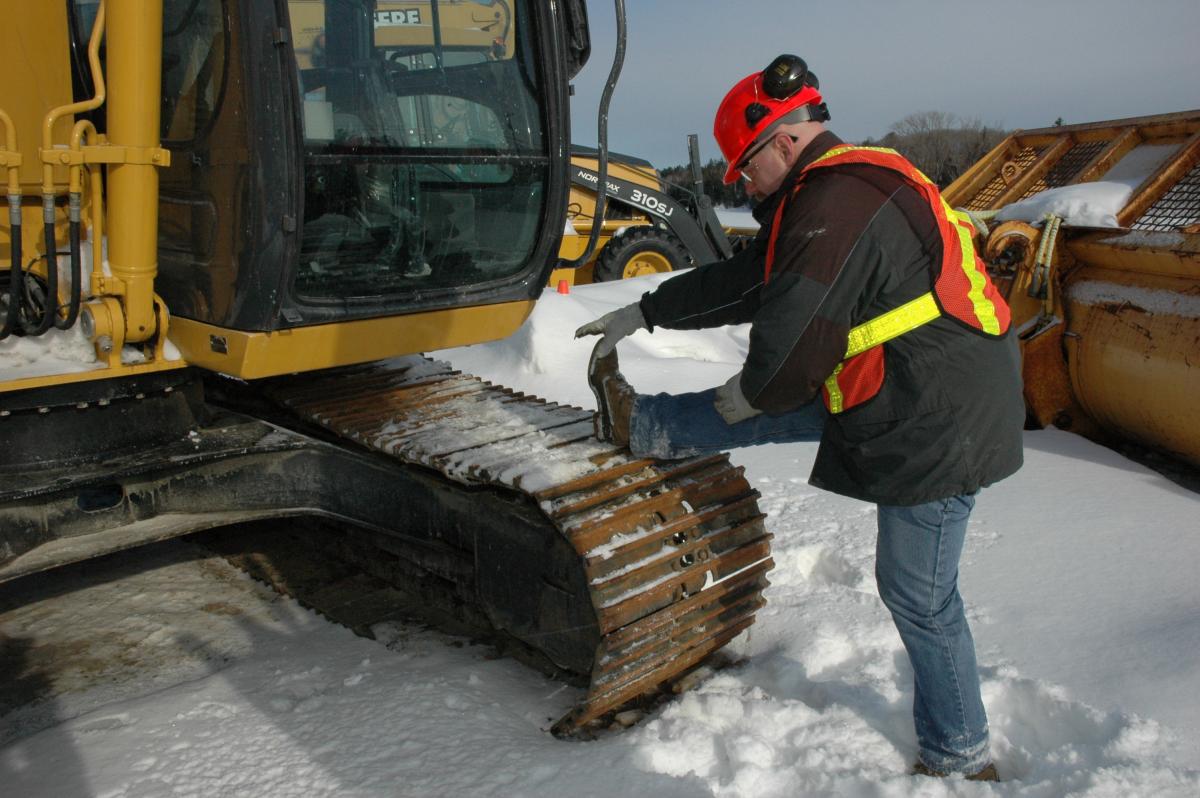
[0,0,773,734]
[946,111,1200,469]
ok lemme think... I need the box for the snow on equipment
[945,111,1200,467]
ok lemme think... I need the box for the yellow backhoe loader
[0,0,773,735]
[946,111,1200,469]
[554,136,754,285]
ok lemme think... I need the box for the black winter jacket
[639,132,1024,505]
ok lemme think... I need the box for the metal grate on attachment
[1020,140,1109,199]
[1131,161,1200,232]
[965,147,1042,211]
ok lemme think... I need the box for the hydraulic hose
[25,199,59,335]
[55,193,83,329]
[0,197,21,339]
[560,0,626,269]
[1029,213,1062,301]
[1,106,22,339]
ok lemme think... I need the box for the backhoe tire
[593,226,691,282]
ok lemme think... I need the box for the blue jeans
[877,496,990,775]
[631,388,990,774]
[629,387,827,457]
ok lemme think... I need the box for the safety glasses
[737,134,799,177]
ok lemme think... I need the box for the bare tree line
[870,111,1007,188]
[658,160,751,210]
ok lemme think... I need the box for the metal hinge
[272,27,289,47]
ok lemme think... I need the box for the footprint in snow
[776,544,867,591]
[981,668,1190,784]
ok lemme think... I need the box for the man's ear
[777,132,797,161]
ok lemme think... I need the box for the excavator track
[263,356,773,734]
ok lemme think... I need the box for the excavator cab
[53,0,583,370]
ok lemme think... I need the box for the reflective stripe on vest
[845,292,941,357]
[761,144,1011,413]
[823,292,940,413]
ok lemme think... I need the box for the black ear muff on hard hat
[755,54,829,125]
[762,54,817,100]
[743,55,821,128]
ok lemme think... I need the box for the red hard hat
[714,55,829,184]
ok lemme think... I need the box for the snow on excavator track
[264,356,774,734]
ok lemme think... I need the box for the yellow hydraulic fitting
[79,296,126,368]
[0,109,22,195]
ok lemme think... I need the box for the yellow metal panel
[547,265,592,287]
[556,231,613,261]
[1118,129,1200,228]
[1068,232,1200,279]
[170,300,536,379]
[0,1,73,261]
[568,155,661,190]
[1064,266,1200,466]
[0,3,73,191]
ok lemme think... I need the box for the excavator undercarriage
[261,358,775,734]
[0,358,773,734]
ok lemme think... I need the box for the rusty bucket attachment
[946,111,1200,466]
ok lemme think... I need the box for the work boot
[912,761,1000,782]
[588,340,636,447]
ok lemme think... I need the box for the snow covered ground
[2,273,1199,797]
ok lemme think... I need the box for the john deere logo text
[374,8,422,26]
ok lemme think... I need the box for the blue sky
[569,0,1200,169]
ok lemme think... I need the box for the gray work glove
[573,302,647,356]
[714,371,763,424]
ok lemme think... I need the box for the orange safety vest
[763,145,1011,413]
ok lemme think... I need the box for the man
[576,55,1023,781]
